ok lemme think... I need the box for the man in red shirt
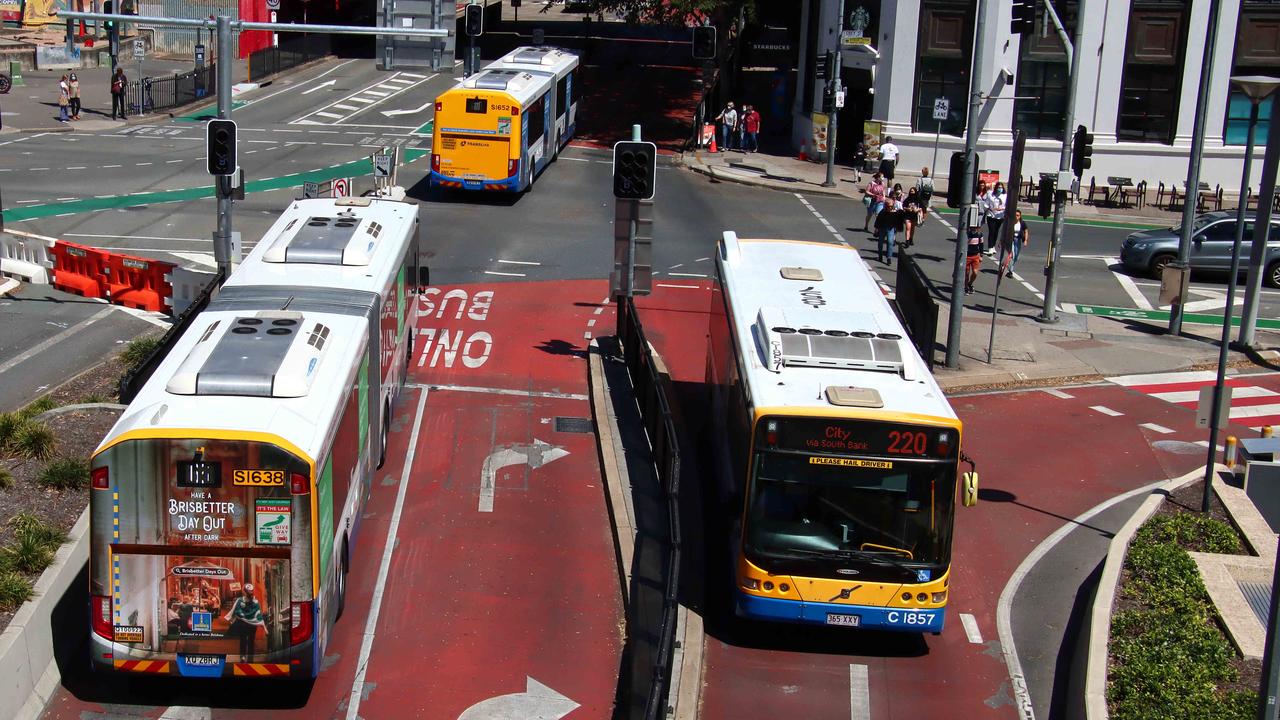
[742,104,761,153]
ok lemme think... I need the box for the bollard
[1264,426,1274,438]
[1225,435,1238,470]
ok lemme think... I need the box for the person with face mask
[984,182,1007,255]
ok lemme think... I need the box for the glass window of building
[1014,3,1074,140]
[913,1,973,136]
[1117,2,1189,144]
[1225,2,1280,145]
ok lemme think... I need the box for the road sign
[133,39,145,60]
[373,154,392,178]
[933,97,950,121]
[303,182,319,199]
[333,177,350,197]
[265,0,280,9]
[1196,385,1232,429]
[194,44,205,67]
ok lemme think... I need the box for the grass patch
[36,457,89,490]
[0,467,12,490]
[0,514,68,577]
[8,421,55,461]
[1107,513,1255,720]
[17,396,58,420]
[120,335,163,373]
[0,571,32,611]
[80,393,109,404]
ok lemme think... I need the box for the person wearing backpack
[916,167,934,222]
[110,67,127,120]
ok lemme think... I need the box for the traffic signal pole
[822,0,844,188]
[214,15,234,278]
[1039,0,1086,323]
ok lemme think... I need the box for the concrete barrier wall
[0,510,89,720]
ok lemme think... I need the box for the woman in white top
[984,182,1007,254]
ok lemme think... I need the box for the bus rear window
[466,97,488,114]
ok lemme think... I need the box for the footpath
[682,146,1280,391]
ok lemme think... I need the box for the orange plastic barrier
[49,241,108,299]
[104,252,176,313]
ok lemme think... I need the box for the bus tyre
[335,539,349,620]
[377,403,389,469]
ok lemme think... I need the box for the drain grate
[555,417,593,434]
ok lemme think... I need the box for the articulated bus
[430,46,580,192]
[88,197,423,678]
[706,232,977,633]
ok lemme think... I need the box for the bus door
[525,93,550,176]
[93,438,312,673]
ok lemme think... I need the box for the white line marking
[656,283,702,289]
[1041,388,1074,399]
[363,90,390,98]
[135,162,153,166]
[1150,386,1276,404]
[1090,405,1123,417]
[794,192,849,245]
[1106,370,1224,386]
[849,664,870,720]
[345,388,428,720]
[349,97,375,104]
[593,307,604,315]
[400,72,427,79]
[1108,257,1153,310]
[333,104,359,111]
[1139,423,1176,434]
[497,259,540,266]
[560,156,590,162]
[410,383,588,401]
[587,319,596,327]
[66,166,86,170]
[314,111,344,119]
[584,331,592,340]
[484,270,525,277]
[103,164,122,168]
[668,272,707,278]
[960,613,983,644]
[0,307,116,376]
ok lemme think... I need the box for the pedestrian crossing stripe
[1107,370,1280,430]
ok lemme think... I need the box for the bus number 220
[887,431,928,455]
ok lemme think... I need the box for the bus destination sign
[773,418,955,459]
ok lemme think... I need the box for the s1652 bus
[88,197,423,678]
[430,46,579,192]
[706,232,977,633]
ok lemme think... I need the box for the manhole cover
[555,417,593,434]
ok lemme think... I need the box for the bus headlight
[763,581,774,591]
[916,592,929,603]
[741,577,760,590]
[932,591,947,603]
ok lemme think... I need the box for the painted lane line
[668,272,707,278]
[136,162,153,166]
[400,72,427,79]
[583,332,592,340]
[1139,423,1176,434]
[593,307,604,315]
[484,270,525,277]
[349,97,375,104]
[309,130,340,135]
[794,192,849,246]
[1107,257,1153,310]
[497,259,540,266]
[1106,369,1224,386]
[239,60,356,109]
[30,167,49,171]
[410,383,588,401]
[166,159,185,163]
[998,478,1172,720]
[15,199,39,204]
[1041,388,1074,399]
[314,111,343,119]
[364,90,390,98]
[300,79,338,95]
[587,319,596,327]
[1148,386,1276,404]
[656,283,702,289]
[560,156,590,162]
[103,164,122,168]
[0,306,116,376]
[66,166,86,170]
[333,104,359,111]
[345,387,428,720]
[1089,405,1123,417]
[849,664,871,720]
[960,613,983,644]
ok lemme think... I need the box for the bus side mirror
[961,472,979,507]
[417,265,430,291]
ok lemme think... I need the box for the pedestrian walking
[876,197,900,265]
[901,188,923,248]
[879,135,900,180]
[110,67,127,120]
[964,222,984,295]
[742,104,761,152]
[68,72,81,120]
[57,74,70,123]
[916,167,934,220]
[862,172,887,232]
[985,181,1007,254]
[716,102,738,152]
[1002,209,1030,277]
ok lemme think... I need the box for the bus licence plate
[826,613,860,627]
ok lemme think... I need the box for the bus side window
[557,76,568,118]
[527,96,546,145]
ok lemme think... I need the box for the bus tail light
[434,101,441,112]
[936,431,952,457]
[91,466,109,490]
[291,601,313,644]
[765,420,778,447]
[290,473,310,495]
[507,158,519,178]
[431,153,440,172]
[91,595,113,639]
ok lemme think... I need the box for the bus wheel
[376,402,389,469]
[335,538,349,620]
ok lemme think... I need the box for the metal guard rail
[617,297,682,720]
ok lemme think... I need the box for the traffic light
[206,118,238,176]
[692,26,716,60]
[465,4,483,37]
[1037,176,1054,217]
[1071,124,1094,177]
[613,140,657,200]
[1010,0,1035,35]
[947,151,978,209]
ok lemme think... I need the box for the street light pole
[823,0,845,189]
[1240,92,1280,348]
[1039,0,1085,323]
[213,14,233,278]
[1203,77,1280,515]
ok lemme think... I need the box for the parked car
[1119,211,1280,287]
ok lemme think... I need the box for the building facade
[790,0,1280,192]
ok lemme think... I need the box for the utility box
[1242,450,1280,533]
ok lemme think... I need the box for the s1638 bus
[706,232,977,633]
[430,46,579,192]
[88,197,423,678]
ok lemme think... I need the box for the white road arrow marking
[457,677,579,720]
[479,439,569,512]
[301,79,337,95]
[383,100,435,117]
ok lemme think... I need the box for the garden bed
[1107,478,1261,720]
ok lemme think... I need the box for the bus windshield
[744,451,955,567]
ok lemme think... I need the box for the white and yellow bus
[430,46,579,192]
[88,197,423,678]
[706,232,977,633]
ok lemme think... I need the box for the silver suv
[1119,211,1280,287]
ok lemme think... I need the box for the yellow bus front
[430,89,523,191]
[733,412,962,633]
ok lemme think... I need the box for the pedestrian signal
[613,140,657,200]
[206,118,238,177]
[692,26,716,60]
[1037,177,1054,218]
[947,151,978,209]
[1010,0,1035,35]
